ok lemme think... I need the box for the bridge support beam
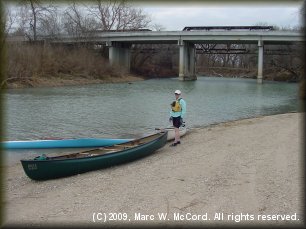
[178,41,197,81]
[107,41,131,71]
[257,40,264,84]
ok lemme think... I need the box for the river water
[2,76,301,163]
[3,76,300,140]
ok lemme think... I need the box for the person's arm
[180,99,186,118]
[169,107,174,121]
[170,109,173,117]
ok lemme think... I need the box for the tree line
[3,0,157,41]
[2,0,305,98]
[2,0,158,88]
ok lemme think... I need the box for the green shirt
[170,98,186,118]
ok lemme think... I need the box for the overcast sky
[4,1,303,32]
[137,2,303,31]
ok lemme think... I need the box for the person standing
[169,90,186,146]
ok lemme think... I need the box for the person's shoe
[170,142,178,147]
[177,141,181,144]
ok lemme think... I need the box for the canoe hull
[3,138,132,149]
[20,132,168,181]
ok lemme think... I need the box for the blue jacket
[170,98,186,118]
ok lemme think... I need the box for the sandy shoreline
[1,112,304,227]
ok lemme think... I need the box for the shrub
[4,42,122,84]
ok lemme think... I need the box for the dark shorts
[172,116,181,128]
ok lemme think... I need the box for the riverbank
[2,112,304,227]
[3,43,146,89]
[198,67,300,82]
[3,70,302,90]
[3,73,145,89]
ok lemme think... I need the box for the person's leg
[171,117,180,146]
[174,127,179,143]
[175,127,180,143]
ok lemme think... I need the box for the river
[2,76,301,163]
[3,76,300,140]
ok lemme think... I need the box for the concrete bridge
[45,30,304,83]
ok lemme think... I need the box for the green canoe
[21,131,168,181]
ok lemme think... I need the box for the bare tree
[131,44,177,77]
[38,8,62,38]
[62,2,98,37]
[3,6,18,36]
[8,3,29,37]
[151,23,166,31]
[14,0,57,41]
[87,0,151,31]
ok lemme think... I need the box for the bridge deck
[182,26,274,31]
[41,30,303,45]
[6,30,304,46]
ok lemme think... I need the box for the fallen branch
[270,59,301,79]
[0,77,33,88]
[212,70,224,77]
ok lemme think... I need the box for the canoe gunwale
[20,131,168,180]
[20,131,168,162]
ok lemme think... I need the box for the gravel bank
[2,112,304,227]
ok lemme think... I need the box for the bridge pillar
[178,42,185,80]
[107,41,131,71]
[257,40,264,84]
[178,41,197,81]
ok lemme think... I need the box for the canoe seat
[76,146,136,157]
[106,145,135,151]
[112,144,139,148]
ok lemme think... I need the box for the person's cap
[175,90,181,95]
